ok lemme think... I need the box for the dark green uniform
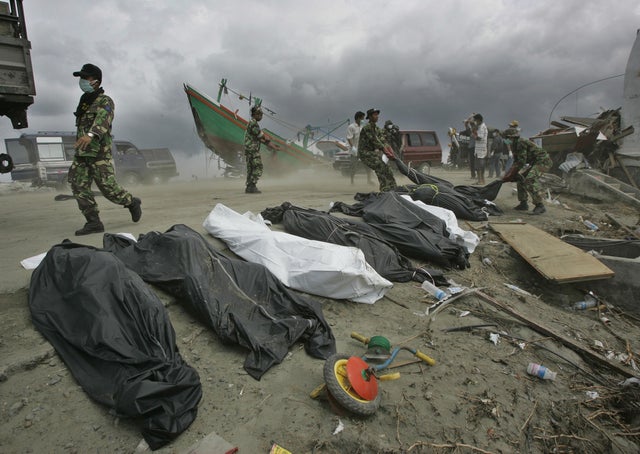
[69,91,133,217]
[358,122,397,192]
[244,118,265,187]
[511,137,552,205]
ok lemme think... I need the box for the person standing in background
[243,105,280,194]
[463,114,477,179]
[488,129,506,178]
[472,113,488,185]
[69,63,142,236]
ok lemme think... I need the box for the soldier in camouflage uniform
[502,127,552,215]
[383,120,402,156]
[69,63,141,235]
[357,108,397,192]
[243,105,279,194]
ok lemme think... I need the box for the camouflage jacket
[358,122,387,153]
[511,137,552,169]
[244,119,264,153]
[75,93,114,158]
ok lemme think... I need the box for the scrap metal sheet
[490,222,615,283]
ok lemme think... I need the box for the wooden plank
[490,222,615,283]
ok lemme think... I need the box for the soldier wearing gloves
[357,108,397,192]
[502,127,552,215]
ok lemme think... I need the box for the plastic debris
[586,391,599,400]
[332,419,344,435]
[489,333,500,345]
[504,283,533,297]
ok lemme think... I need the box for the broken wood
[474,290,637,378]
[608,151,639,189]
[490,223,614,283]
[610,125,635,143]
[384,294,409,309]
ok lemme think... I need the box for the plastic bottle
[421,280,446,301]
[583,220,599,231]
[527,363,557,380]
[573,294,597,310]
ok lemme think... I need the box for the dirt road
[1,167,639,453]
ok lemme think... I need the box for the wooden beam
[604,213,640,240]
[474,290,637,378]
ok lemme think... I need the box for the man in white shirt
[473,113,488,185]
[346,111,371,184]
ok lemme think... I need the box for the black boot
[75,212,104,236]
[245,183,261,194]
[532,203,546,215]
[126,197,142,222]
[514,201,529,211]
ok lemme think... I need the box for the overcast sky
[2,0,640,176]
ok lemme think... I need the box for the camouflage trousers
[358,148,397,192]
[69,156,133,216]
[244,149,263,186]
[517,162,550,205]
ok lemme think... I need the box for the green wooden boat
[184,83,321,173]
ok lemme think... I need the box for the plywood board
[490,222,615,283]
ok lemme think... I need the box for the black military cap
[73,63,102,81]
[366,108,380,120]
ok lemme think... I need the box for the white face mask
[79,78,95,93]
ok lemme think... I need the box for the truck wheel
[417,162,431,174]
[122,172,141,186]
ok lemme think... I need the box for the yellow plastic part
[350,332,370,345]
[379,372,401,381]
[415,350,436,366]
[309,382,326,399]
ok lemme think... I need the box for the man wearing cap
[502,126,552,215]
[357,108,397,192]
[243,104,279,193]
[69,63,141,235]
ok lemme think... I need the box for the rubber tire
[121,172,141,186]
[0,153,13,174]
[323,353,380,416]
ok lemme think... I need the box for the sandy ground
[1,164,640,454]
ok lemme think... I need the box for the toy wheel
[323,353,380,416]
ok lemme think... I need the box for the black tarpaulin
[393,158,504,218]
[409,185,490,221]
[332,192,470,269]
[28,242,202,450]
[261,202,447,285]
[103,224,336,380]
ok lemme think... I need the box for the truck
[332,129,443,176]
[5,131,179,187]
[0,0,35,130]
[0,0,35,175]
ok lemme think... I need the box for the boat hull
[184,84,321,174]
